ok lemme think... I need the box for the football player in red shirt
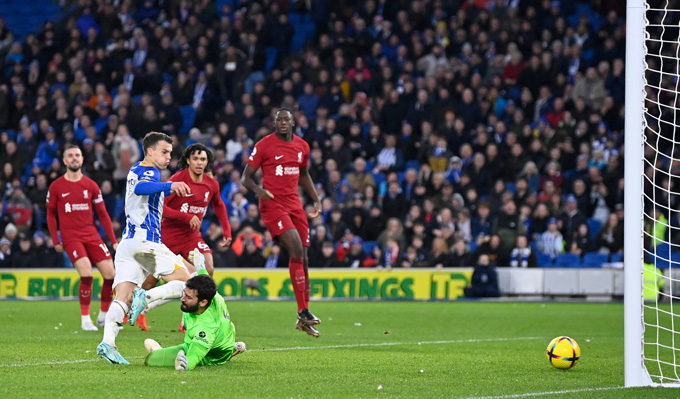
[241,108,323,337]
[138,143,232,331]
[46,145,119,331]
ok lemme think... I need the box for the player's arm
[299,165,321,218]
[210,181,232,244]
[92,186,118,248]
[184,326,216,370]
[45,185,62,251]
[241,164,273,201]
[135,170,190,197]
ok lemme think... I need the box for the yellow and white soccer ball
[546,336,581,369]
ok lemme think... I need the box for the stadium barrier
[0,267,627,300]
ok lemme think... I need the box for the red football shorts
[64,239,112,264]
[164,234,212,262]
[260,203,310,247]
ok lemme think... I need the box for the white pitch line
[461,386,626,399]
[254,337,543,352]
[1,336,542,368]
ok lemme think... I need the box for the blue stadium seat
[536,252,554,267]
[397,171,405,184]
[581,252,608,268]
[504,182,516,194]
[371,172,386,189]
[554,253,581,267]
[405,160,420,171]
[586,218,602,239]
[365,160,375,172]
[179,106,196,135]
[362,241,377,255]
[610,253,623,263]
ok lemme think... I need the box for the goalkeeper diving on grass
[144,250,246,370]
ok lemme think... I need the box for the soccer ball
[546,336,580,370]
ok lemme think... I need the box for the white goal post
[625,0,680,387]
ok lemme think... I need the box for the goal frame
[623,0,650,386]
[624,0,680,387]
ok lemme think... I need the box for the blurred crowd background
[0,0,635,269]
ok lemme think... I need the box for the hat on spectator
[18,232,30,241]
[0,238,10,247]
[4,223,17,236]
[566,194,577,203]
[83,138,95,146]
[353,193,364,200]
[449,156,462,164]
[351,237,363,246]
[124,58,133,65]
[33,231,45,241]
[548,217,558,225]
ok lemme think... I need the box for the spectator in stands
[509,235,537,268]
[11,233,36,267]
[0,235,11,267]
[558,194,588,240]
[596,213,624,256]
[231,226,263,257]
[345,157,375,195]
[538,218,565,260]
[447,238,472,268]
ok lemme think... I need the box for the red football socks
[101,279,114,312]
[304,265,310,303]
[79,276,93,316]
[289,257,307,311]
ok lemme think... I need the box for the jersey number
[197,242,210,251]
[99,243,111,257]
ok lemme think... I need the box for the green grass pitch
[0,300,678,398]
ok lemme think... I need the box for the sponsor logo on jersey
[275,166,299,176]
[275,155,283,160]
[65,203,91,213]
[198,331,206,338]
[181,203,189,213]
[143,170,154,177]
[83,189,88,198]
[204,192,209,202]
[61,192,70,197]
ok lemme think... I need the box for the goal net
[626,0,680,387]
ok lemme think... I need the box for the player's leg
[98,240,144,364]
[144,343,186,367]
[290,209,320,325]
[87,240,116,328]
[68,242,98,331]
[130,243,191,325]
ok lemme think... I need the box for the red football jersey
[247,133,310,206]
[46,176,105,243]
[162,169,231,243]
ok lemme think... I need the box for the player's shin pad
[144,345,185,367]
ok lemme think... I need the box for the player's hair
[142,132,172,154]
[186,274,216,308]
[275,108,294,118]
[178,143,214,170]
[63,144,81,154]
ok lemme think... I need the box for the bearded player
[241,108,323,337]
[46,144,118,331]
[137,143,232,331]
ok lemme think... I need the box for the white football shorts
[112,239,186,288]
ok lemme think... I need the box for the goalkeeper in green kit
[144,249,246,370]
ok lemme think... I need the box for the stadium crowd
[0,0,630,269]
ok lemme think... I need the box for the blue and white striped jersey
[122,162,172,243]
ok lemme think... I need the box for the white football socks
[143,298,172,314]
[102,300,127,347]
[146,280,185,303]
